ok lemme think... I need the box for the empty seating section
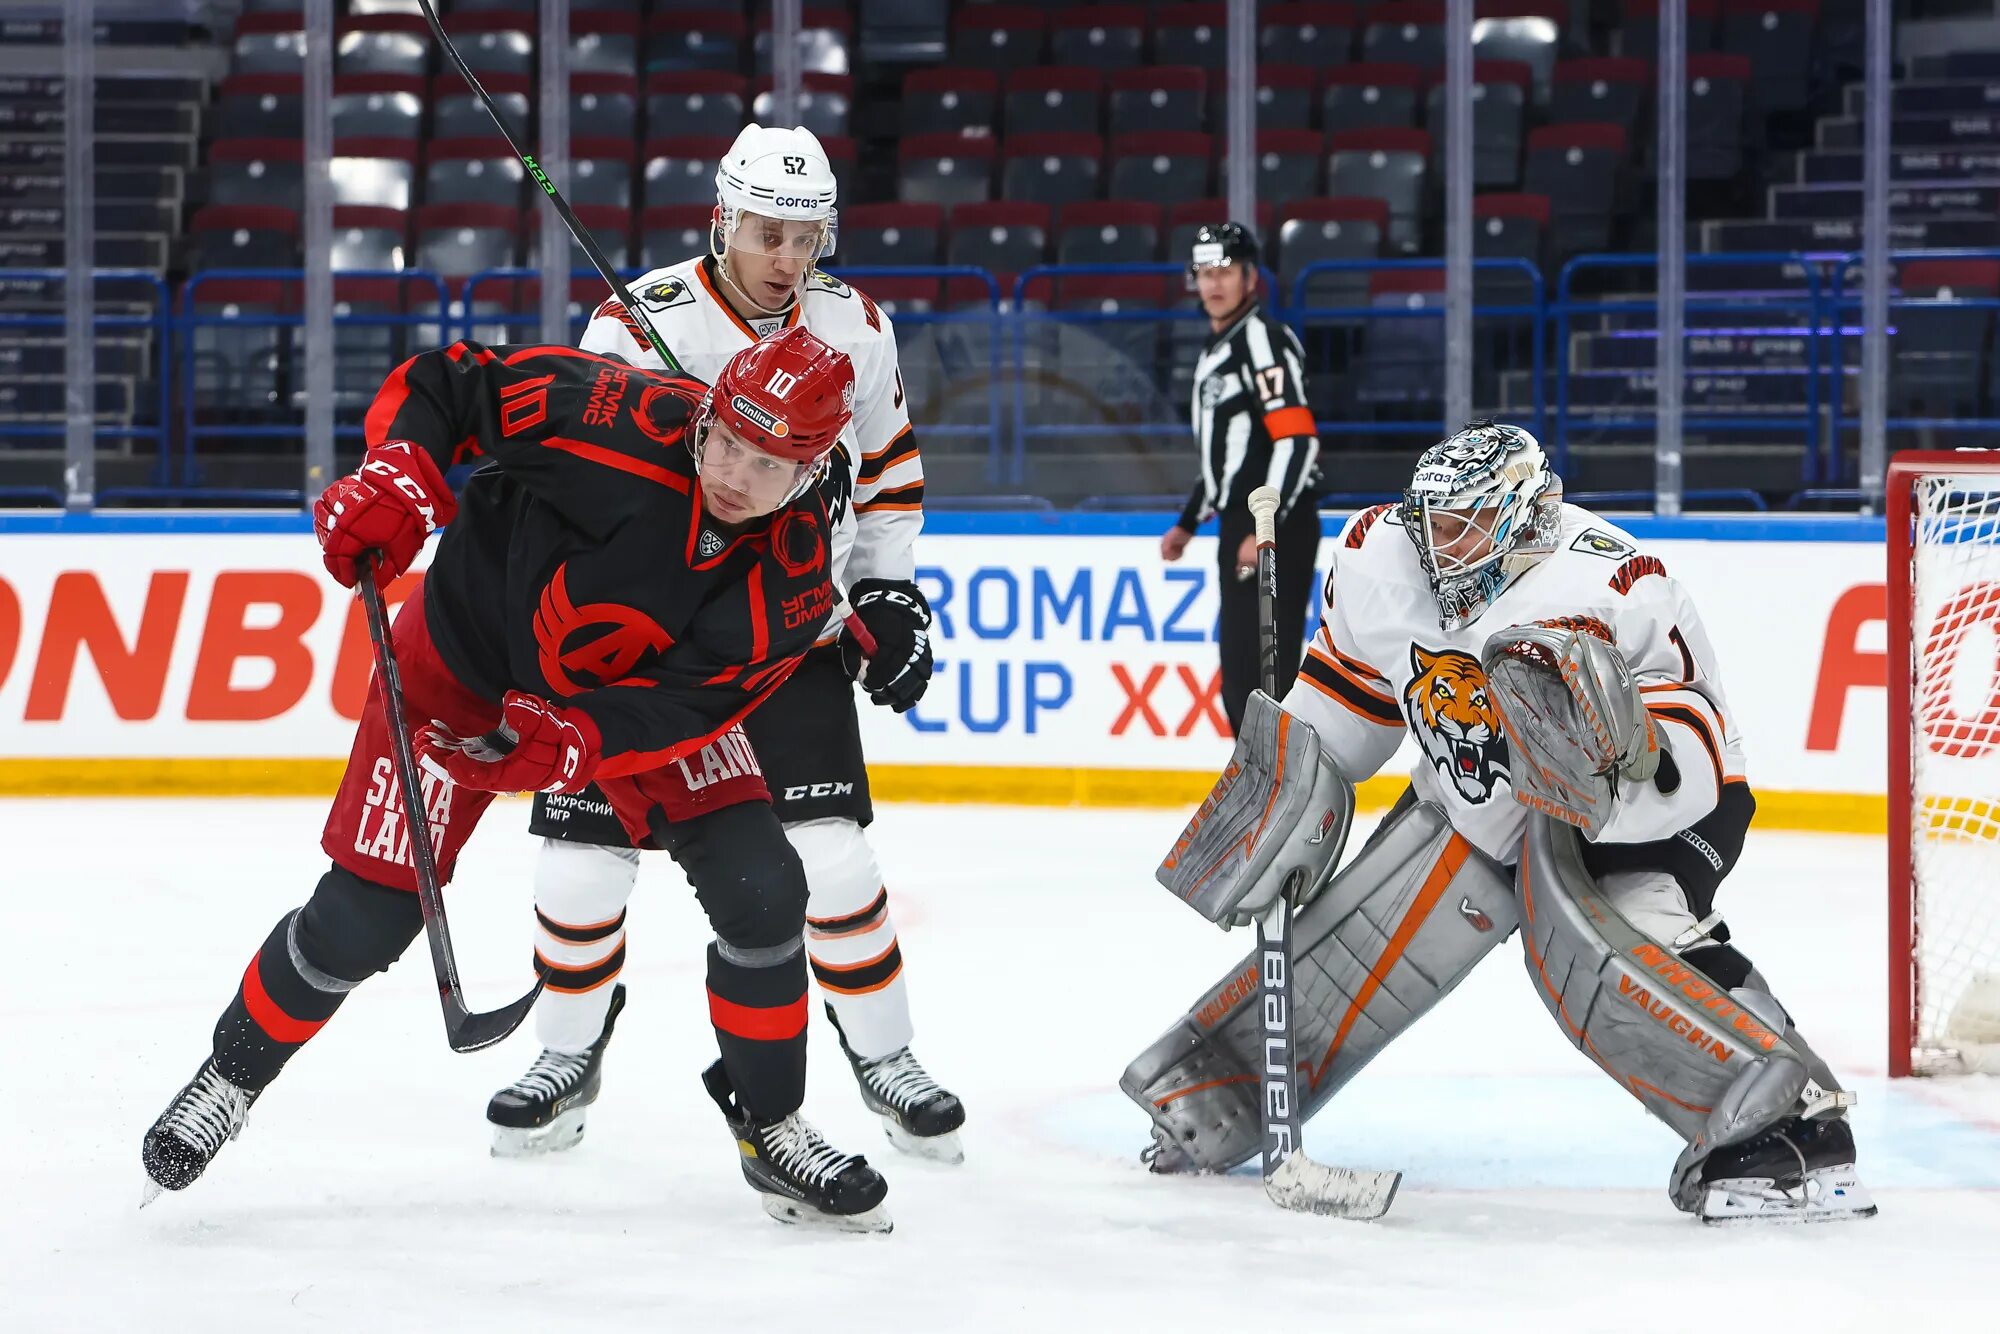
[4,0,1994,505]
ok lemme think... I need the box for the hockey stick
[414,0,685,374]
[357,555,546,1053]
[1245,486,1401,1219]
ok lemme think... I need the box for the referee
[1159,223,1322,734]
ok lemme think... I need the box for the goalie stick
[1245,486,1402,1219]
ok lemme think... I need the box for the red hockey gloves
[839,578,933,714]
[418,691,602,794]
[313,441,456,589]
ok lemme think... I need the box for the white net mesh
[1909,469,2000,1074]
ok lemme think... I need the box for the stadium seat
[1050,6,1146,70]
[532,203,632,271]
[214,74,302,140]
[187,279,288,417]
[330,137,418,210]
[1328,128,1430,253]
[640,203,713,268]
[952,5,1048,73]
[330,75,424,140]
[1620,0,1719,59]
[569,12,642,77]
[329,205,408,272]
[1471,4,1564,106]
[1108,132,1212,207]
[1322,64,1425,133]
[1006,67,1103,138]
[1686,54,1752,181]
[207,138,305,208]
[753,8,851,77]
[753,73,853,139]
[1003,132,1105,210]
[836,202,946,268]
[449,12,534,77]
[571,73,640,139]
[1057,200,1165,265]
[644,10,746,75]
[1721,0,1819,113]
[433,72,529,141]
[642,134,731,209]
[413,202,521,281]
[946,201,1051,289]
[426,136,528,209]
[1278,197,1389,309]
[1472,192,1549,301]
[860,0,952,68]
[1152,4,1229,68]
[1109,66,1207,137]
[1258,4,1356,71]
[645,71,746,140]
[1523,122,1627,255]
[1357,268,1445,407]
[1892,259,2000,419]
[899,132,997,208]
[903,68,999,139]
[1249,65,1318,132]
[189,205,299,271]
[568,136,636,210]
[336,16,430,77]
[1549,58,1648,138]
[1362,3,1447,70]
[1256,130,1326,206]
[231,14,305,76]
[1424,61,1531,188]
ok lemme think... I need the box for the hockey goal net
[1890,450,2000,1076]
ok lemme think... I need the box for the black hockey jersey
[1177,303,1320,528]
[364,340,835,778]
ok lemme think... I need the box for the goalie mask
[691,326,855,515]
[711,123,839,317]
[1401,421,1563,631]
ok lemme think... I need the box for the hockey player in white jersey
[1125,422,1874,1224]
[485,124,964,1164]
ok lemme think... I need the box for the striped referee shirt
[1177,303,1321,530]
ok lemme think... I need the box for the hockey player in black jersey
[140,326,896,1230]
[1159,222,1323,733]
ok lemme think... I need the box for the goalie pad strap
[1123,797,1518,1173]
[1156,690,1355,926]
[1515,816,1842,1213]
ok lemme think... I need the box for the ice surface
[3,799,1997,1331]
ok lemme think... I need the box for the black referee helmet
[1187,222,1260,279]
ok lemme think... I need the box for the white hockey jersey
[577,257,923,638]
[1285,502,1747,864]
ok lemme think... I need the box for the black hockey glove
[839,578,933,713]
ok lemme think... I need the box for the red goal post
[1887,450,2000,1077]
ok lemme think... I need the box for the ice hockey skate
[703,1060,890,1233]
[828,1004,965,1164]
[140,1058,259,1205]
[1697,1116,1877,1225]
[486,984,626,1157]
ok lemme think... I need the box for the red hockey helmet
[702,324,856,464]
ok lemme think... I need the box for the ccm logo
[783,781,854,799]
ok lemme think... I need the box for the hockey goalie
[1125,421,1877,1225]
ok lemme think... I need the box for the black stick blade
[443,971,548,1053]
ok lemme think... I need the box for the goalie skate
[703,1061,892,1233]
[830,1006,965,1164]
[486,984,625,1157]
[140,1058,259,1205]
[1697,1117,1877,1226]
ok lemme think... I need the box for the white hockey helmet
[710,124,839,314]
[1400,420,1563,630]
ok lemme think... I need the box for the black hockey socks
[705,939,809,1122]
[211,866,422,1091]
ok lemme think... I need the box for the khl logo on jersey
[698,529,726,558]
[1402,644,1510,804]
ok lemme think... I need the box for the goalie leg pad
[1515,817,1851,1213]
[1123,798,1518,1173]
[1156,690,1356,928]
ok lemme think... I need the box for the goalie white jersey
[1286,502,1746,863]
[578,257,923,635]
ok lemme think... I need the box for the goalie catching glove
[312,441,455,589]
[1480,619,1659,837]
[417,691,601,795]
[839,578,933,713]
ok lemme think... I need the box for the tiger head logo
[1403,644,1510,803]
